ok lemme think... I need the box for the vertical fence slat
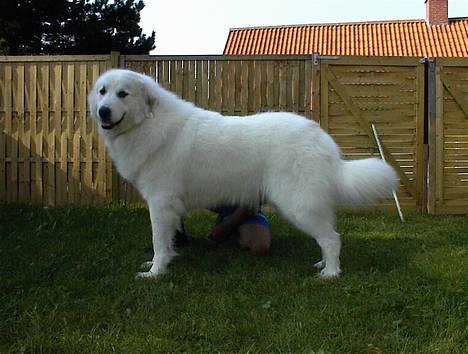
[240,61,249,115]
[54,64,66,205]
[46,64,59,205]
[80,63,92,204]
[278,61,288,111]
[304,58,313,119]
[254,60,262,112]
[21,64,31,203]
[0,64,12,201]
[210,60,222,112]
[39,64,52,205]
[195,60,207,109]
[28,63,42,204]
[427,60,437,214]
[319,63,329,131]
[291,60,299,113]
[6,64,13,202]
[265,61,274,110]
[0,65,4,200]
[416,63,426,212]
[70,64,80,204]
[63,63,74,204]
[10,64,21,202]
[259,61,267,112]
[184,60,195,103]
[88,63,101,204]
[435,62,444,207]
[312,56,321,122]
[17,64,29,203]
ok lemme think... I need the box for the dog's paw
[140,261,153,270]
[318,268,341,279]
[135,270,159,279]
[313,260,325,269]
[136,262,167,279]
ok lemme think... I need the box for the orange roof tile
[223,18,468,57]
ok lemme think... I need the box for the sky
[140,0,468,55]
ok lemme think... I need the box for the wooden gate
[428,58,468,214]
[314,56,426,211]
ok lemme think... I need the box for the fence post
[426,59,437,214]
[109,51,122,203]
[110,51,120,68]
[311,53,321,123]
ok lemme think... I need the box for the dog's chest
[106,140,147,183]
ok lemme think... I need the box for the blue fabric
[215,207,270,229]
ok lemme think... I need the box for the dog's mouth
[101,114,125,130]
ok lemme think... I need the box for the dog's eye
[99,87,106,95]
[117,90,128,98]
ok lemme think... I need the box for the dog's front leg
[137,197,181,279]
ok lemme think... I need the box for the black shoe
[174,221,189,248]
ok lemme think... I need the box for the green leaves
[0,0,155,55]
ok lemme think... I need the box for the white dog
[88,69,398,279]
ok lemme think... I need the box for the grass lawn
[1,204,467,353]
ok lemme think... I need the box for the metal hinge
[313,53,340,65]
[419,57,435,64]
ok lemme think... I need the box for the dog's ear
[143,79,158,112]
[146,90,157,110]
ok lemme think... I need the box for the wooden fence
[0,53,467,213]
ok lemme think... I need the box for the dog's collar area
[101,114,125,130]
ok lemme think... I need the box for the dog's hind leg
[137,196,183,279]
[312,227,342,278]
[284,206,342,278]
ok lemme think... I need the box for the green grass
[1,204,467,353]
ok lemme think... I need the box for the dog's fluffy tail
[335,158,399,205]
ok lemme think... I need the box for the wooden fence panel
[122,55,314,117]
[0,55,112,205]
[315,57,426,211]
[428,58,468,214]
[1,53,467,214]
[120,55,315,204]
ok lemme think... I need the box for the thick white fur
[88,69,399,279]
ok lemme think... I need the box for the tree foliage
[0,0,155,55]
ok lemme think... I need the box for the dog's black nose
[98,106,111,122]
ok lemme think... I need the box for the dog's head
[88,69,158,133]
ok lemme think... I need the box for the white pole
[371,124,405,222]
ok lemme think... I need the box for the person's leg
[238,223,271,255]
[209,207,251,242]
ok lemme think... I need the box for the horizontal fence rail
[0,53,467,214]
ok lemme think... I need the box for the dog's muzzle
[98,106,125,130]
[101,114,125,130]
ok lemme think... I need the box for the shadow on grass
[173,211,430,279]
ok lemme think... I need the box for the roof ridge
[228,17,468,32]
